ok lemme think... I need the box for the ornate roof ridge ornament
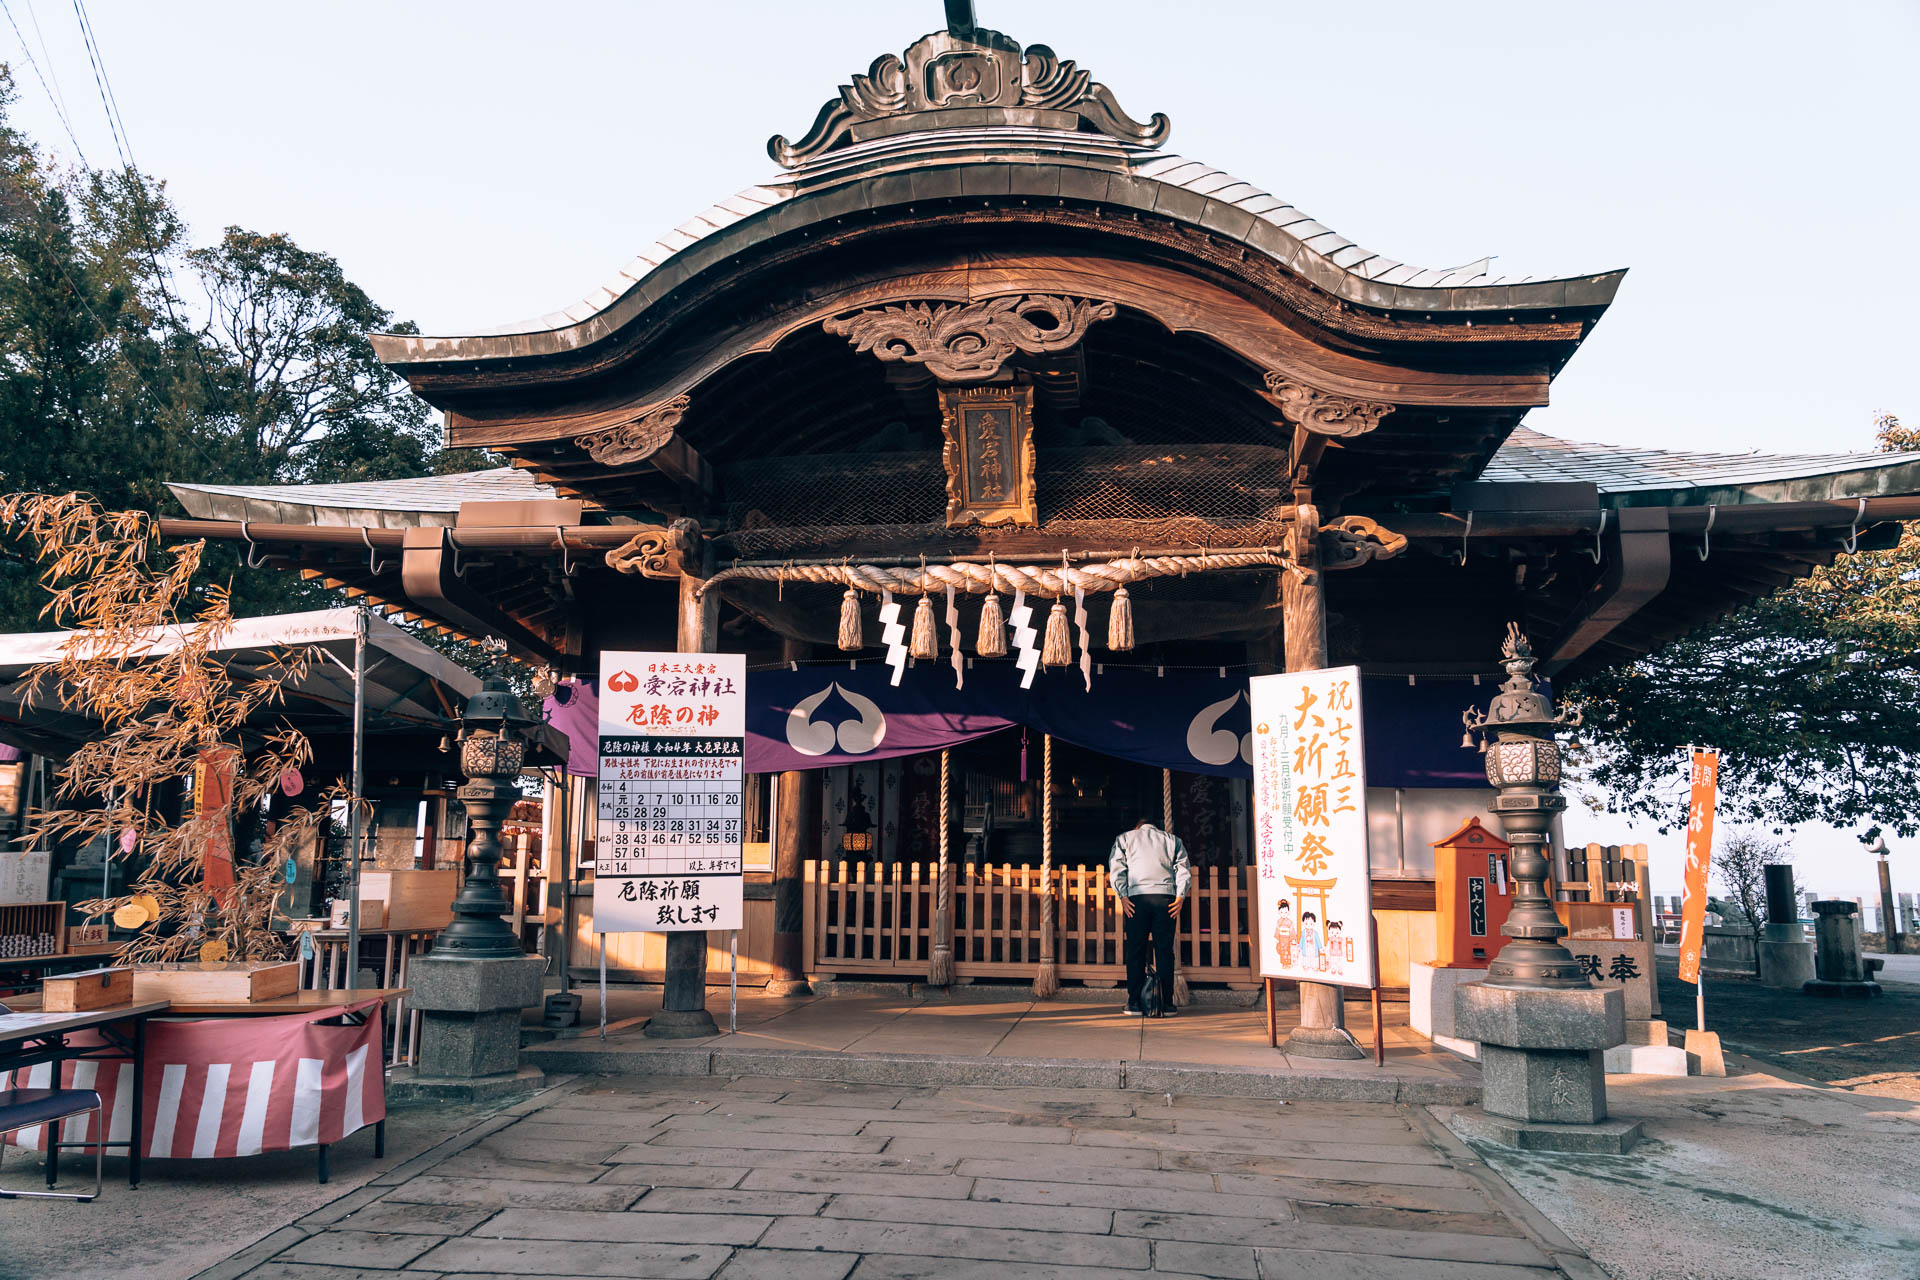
[1263,373,1395,438]
[769,26,1170,167]
[573,395,691,467]
[824,294,1117,383]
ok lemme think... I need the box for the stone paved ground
[191,1073,1600,1280]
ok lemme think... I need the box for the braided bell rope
[697,550,1291,599]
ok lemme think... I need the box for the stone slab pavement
[176,1072,1601,1280]
[522,986,1481,1104]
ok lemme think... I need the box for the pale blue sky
[6,1,1915,901]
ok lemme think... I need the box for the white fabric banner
[1250,666,1376,989]
[593,651,746,932]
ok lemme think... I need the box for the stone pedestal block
[409,954,545,1080]
[1757,938,1815,989]
[1479,1044,1607,1124]
[1452,1107,1644,1155]
[1409,962,1480,1060]
[1456,981,1628,1134]
[1455,982,1626,1052]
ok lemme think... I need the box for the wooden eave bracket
[605,518,702,580]
[399,527,564,666]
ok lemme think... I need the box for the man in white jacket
[1110,815,1191,1015]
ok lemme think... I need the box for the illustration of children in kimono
[1274,899,1295,968]
[1325,920,1344,977]
[1299,911,1321,974]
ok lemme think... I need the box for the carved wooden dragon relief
[573,395,691,468]
[824,295,1117,383]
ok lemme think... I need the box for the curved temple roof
[370,22,1624,369]
[168,431,1919,527]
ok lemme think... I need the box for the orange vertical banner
[196,746,240,901]
[1676,749,1719,985]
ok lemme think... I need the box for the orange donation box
[1433,816,1513,967]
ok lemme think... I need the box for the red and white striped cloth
[5,999,385,1158]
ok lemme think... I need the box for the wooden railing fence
[803,859,1259,985]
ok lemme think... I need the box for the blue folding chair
[0,1087,105,1202]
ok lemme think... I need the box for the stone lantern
[403,677,547,1100]
[1454,624,1639,1153]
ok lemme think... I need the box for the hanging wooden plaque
[940,382,1037,527]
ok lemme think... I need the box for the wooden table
[160,988,408,1017]
[0,1000,169,1188]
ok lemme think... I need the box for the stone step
[1602,1042,1689,1076]
[1624,1018,1668,1045]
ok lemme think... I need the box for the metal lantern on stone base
[1460,627,1588,991]
[404,675,548,1101]
[1453,624,1641,1153]
[435,679,536,958]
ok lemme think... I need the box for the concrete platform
[522,984,1482,1105]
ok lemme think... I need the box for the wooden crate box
[42,965,133,1011]
[132,960,301,1005]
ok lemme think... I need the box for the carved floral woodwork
[1263,373,1394,438]
[573,395,691,467]
[825,295,1116,383]
[1318,515,1408,571]
[940,382,1037,528]
[770,26,1169,166]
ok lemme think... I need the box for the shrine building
[161,9,1920,1027]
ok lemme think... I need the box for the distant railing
[802,859,1258,985]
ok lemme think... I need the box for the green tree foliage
[1569,413,1920,835]
[0,66,483,630]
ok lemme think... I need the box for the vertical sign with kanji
[1250,666,1375,989]
[594,650,745,932]
[1676,749,1719,985]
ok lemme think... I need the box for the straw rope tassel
[910,589,939,660]
[837,587,863,651]
[928,749,955,986]
[1033,733,1060,999]
[1165,767,1190,1008]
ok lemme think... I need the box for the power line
[67,0,126,169]
[0,0,86,166]
[64,0,221,413]
[20,0,72,144]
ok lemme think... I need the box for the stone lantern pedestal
[391,679,548,1103]
[1455,982,1639,1152]
[1804,900,1884,997]
[398,952,547,1101]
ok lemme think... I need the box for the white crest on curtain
[785,683,888,756]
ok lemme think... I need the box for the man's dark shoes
[1123,1003,1144,1016]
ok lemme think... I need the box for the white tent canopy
[0,608,481,757]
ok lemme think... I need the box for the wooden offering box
[1,900,67,959]
[132,960,301,1005]
[43,965,134,1012]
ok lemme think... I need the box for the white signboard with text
[594,651,745,932]
[1250,666,1376,989]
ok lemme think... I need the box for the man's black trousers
[1124,893,1176,1009]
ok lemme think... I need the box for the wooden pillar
[768,639,816,996]
[648,568,721,1038]
[1280,495,1364,1060]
